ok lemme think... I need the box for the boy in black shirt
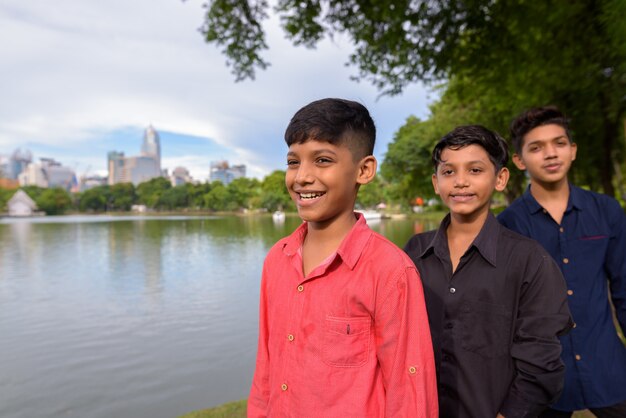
[404,125,573,418]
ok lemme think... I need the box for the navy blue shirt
[498,185,626,411]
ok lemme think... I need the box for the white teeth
[300,192,324,199]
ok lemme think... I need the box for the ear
[512,153,526,171]
[431,173,440,195]
[356,155,377,185]
[495,167,510,192]
[570,142,577,161]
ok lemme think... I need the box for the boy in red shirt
[248,98,438,417]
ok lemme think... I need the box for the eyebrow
[526,135,568,146]
[287,148,339,157]
[439,160,488,167]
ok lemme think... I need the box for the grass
[178,399,596,418]
[178,400,247,418]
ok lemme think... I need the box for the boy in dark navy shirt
[498,106,626,417]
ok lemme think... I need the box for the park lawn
[178,400,596,418]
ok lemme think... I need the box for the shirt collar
[522,183,583,214]
[282,213,372,271]
[420,212,499,267]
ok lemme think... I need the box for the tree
[201,0,626,196]
[260,170,293,212]
[204,181,230,211]
[136,177,171,209]
[78,187,108,212]
[109,183,136,211]
[227,177,261,210]
[36,188,72,215]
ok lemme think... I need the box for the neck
[448,208,489,239]
[305,212,357,248]
[529,177,570,204]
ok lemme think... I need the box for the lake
[0,213,440,418]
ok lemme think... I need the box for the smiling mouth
[299,192,325,200]
[543,163,562,171]
[450,194,474,200]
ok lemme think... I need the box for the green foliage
[109,183,136,211]
[228,177,261,210]
[204,181,230,211]
[36,188,72,215]
[0,188,15,211]
[202,0,626,197]
[259,170,293,212]
[78,187,108,212]
[201,0,270,81]
[136,177,172,208]
[356,176,384,209]
[158,186,190,210]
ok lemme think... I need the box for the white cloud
[0,0,432,181]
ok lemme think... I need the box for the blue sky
[0,0,433,181]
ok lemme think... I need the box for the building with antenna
[108,125,163,186]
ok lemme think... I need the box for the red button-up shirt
[248,214,438,417]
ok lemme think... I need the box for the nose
[544,143,557,158]
[453,172,468,188]
[294,162,314,185]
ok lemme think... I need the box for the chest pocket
[460,300,512,358]
[322,316,371,367]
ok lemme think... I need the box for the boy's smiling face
[285,139,375,228]
[512,124,577,187]
[432,144,508,221]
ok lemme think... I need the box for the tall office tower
[108,151,125,185]
[7,148,32,179]
[141,125,161,167]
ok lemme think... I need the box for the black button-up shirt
[404,213,573,418]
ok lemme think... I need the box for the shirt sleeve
[606,199,626,332]
[247,261,271,418]
[500,250,573,418]
[374,265,439,418]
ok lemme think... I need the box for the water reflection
[0,214,441,418]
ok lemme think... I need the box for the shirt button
[444,323,454,329]
[287,334,294,341]
[297,285,304,292]
[575,354,582,361]
[567,289,574,296]
[449,287,456,294]
[573,322,577,328]
[559,227,564,233]
[563,258,569,264]
[281,383,288,391]
[408,366,417,374]
[443,354,451,361]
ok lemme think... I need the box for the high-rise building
[170,166,192,186]
[108,151,125,185]
[107,126,163,186]
[18,158,77,191]
[0,148,32,180]
[141,125,161,165]
[209,160,246,185]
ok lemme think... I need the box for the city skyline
[0,1,432,181]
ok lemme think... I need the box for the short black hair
[510,106,572,154]
[284,98,376,161]
[432,125,509,172]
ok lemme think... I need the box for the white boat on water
[360,210,384,221]
[272,210,286,223]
